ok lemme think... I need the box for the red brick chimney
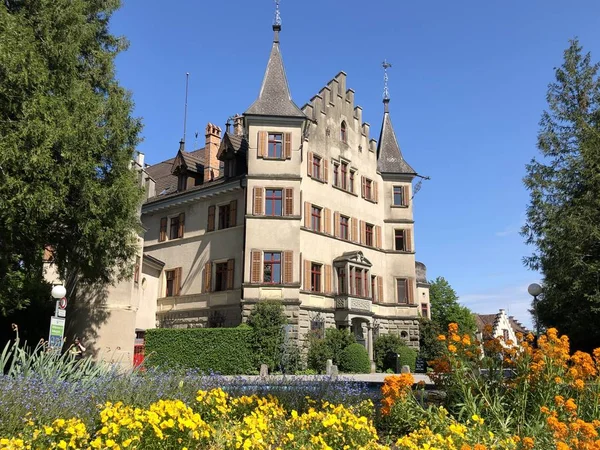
[204,123,221,181]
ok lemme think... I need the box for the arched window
[340,121,347,143]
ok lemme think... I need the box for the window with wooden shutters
[333,163,339,187]
[396,278,409,304]
[218,204,231,229]
[361,176,366,198]
[421,303,429,318]
[307,152,313,177]
[337,267,347,294]
[304,260,311,291]
[406,229,413,252]
[258,131,267,158]
[371,276,376,301]
[267,133,283,158]
[393,186,404,206]
[349,170,355,193]
[263,252,281,283]
[207,206,215,232]
[407,279,414,304]
[251,251,262,284]
[159,217,167,242]
[323,159,329,183]
[284,133,292,159]
[377,276,384,303]
[395,229,406,251]
[178,213,185,238]
[284,188,293,216]
[265,189,283,216]
[339,215,349,240]
[341,162,348,190]
[227,259,235,290]
[324,265,332,294]
[169,216,180,240]
[365,223,374,246]
[311,263,322,292]
[283,251,293,284]
[214,262,228,292]
[229,200,237,227]
[323,208,331,234]
[204,262,212,293]
[375,226,382,249]
[311,205,322,232]
[313,155,322,180]
[253,187,264,215]
[166,267,182,297]
[373,181,378,203]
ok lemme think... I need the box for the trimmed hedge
[397,345,417,372]
[145,328,254,374]
[339,343,371,373]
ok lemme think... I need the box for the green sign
[48,317,66,349]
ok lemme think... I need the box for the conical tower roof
[245,24,305,118]
[377,99,416,174]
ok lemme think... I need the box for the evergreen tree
[429,276,476,334]
[522,39,600,352]
[0,1,142,318]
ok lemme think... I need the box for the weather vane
[382,59,392,101]
[274,0,282,26]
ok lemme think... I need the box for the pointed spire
[244,1,305,118]
[377,61,416,174]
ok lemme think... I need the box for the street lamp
[528,283,543,337]
[51,284,66,300]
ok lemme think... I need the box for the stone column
[367,324,374,362]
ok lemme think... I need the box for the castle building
[135,18,431,362]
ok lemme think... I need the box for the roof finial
[382,59,392,112]
[273,0,282,42]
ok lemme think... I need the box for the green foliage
[306,337,333,374]
[522,39,600,352]
[279,341,302,374]
[0,0,143,315]
[374,334,406,372]
[324,328,356,366]
[338,343,370,373]
[418,318,445,361]
[429,277,476,335]
[144,328,255,374]
[397,346,417,372]
[246,302,288,371]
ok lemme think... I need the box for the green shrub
[145,328,254,374]
[324,328,355,366]
[374,333,416,372]
[280,341,302,374]
[247,301,288,371]
[307,338,333,373]
[397,345,417,372]
[338,343,370,373]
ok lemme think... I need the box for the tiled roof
[225,133,248,153]
[509,317,530,334]
[245,27,305,118]
[474,313,498,334]
[146,148,205,196]
[376,101,416,175]
[143,174,239,205]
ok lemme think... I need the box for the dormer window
[340,121,347,143]
[178,173,187,192]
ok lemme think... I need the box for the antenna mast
[182,72,190,150]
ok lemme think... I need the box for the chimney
[233,114,244,136]
[204,123,221,181]
[136,152,145,168]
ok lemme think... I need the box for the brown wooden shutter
[373,181,379,203]
[284,133,292,159]
[251,251,262,284]
[226,259,235,290]
[407,279,414,304]
[307,152,313,177]
[323,208,331,234]
[407,229,413,252]
[360,220,365,244]
[253,187,263,215]
[325,265,332,294]
[283,251,293,284]
[351,217,358,242]
[375,226,382,249]
[361,176,366,198]
[284,188,294,216]
[207,206,215,232]
[258,131,267,158]
[377,276,384,303]
[323,159,329,183]
[159,217,167,242]
[174,267,182,296]
[304,202,311,228]
[229,200,237,227]
[204,262,212,293]
[178,213,185,238]
[403,185,409,206]
[334,211,340,238]
[304,259,311,291]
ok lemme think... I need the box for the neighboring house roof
[376,100,416,175]
[474,310,530,339]
[245,26,305,118]
[146,148,205,197]
[509,316,530,335]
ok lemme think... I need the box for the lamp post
[528,283,543,337]
[48,284,67,350]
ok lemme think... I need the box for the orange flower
[522,437,534,449]
[448,344,457,353]
[448,323,459,333]
[438,334,446,341]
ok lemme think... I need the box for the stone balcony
[334,295,372,313]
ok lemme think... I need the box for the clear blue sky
[110,0,600,328]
